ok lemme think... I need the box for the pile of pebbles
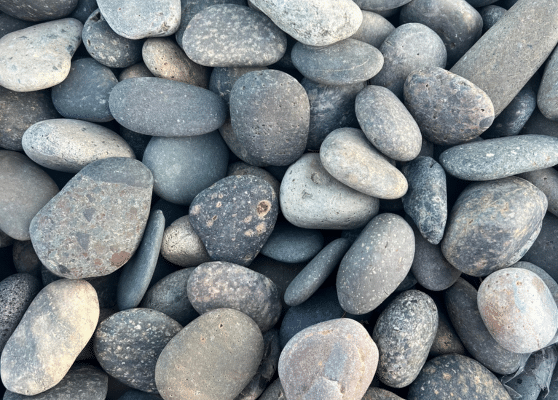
[3,0,558,399]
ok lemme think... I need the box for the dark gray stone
[118,391,162,400]
[291,39,384,86]
[539,45,558,121]
[362,387,404,400]
[160,216,211,268]
[480,5,506,33]
[229,70,309,166]
[0,229,14,248]
[350,11,394,48]
[439,135,558,180]
[522,213,558,283]
[12,241,42,278]
[429,311,466,358]
[445,278,523,374]
[513,261,558,306]
[355,85,422,161]
[260,221,323,264]
[152,198,188,228]
[30,157,153,279]
[142,132,229,205]
[187,261,282,332]
[119,127,150,160]
[83,9,143,69]
[337,213,415,314]
[450,0,558,116]
[69,0,98,23]
[0,12,33,39]
[407,354,513,400]
[0,0,78,21]
[520,168,558,217]
[373,290,438,388]
[94,308,182,393]
[521,108,558,138]
[402,156,447,244]
[258,379,285,400]
[353,0,411,11]
[227,162,280,197]
[370,23,447,99]
[209,67,266,106]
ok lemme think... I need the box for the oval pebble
[160,216,211,268]
[260,221,324,264]
[0,0,78,22]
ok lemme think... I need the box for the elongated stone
[0,0,78,21]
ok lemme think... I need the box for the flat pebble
[351,11,395,48]
[539,45,558,121]
[0,0,78,22]
[160,216,211,268]
[260,221,324,264]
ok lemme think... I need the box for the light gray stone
[160,216,211,268]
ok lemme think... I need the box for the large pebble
[478,267,558,353]
[280,153,379,230]
[0,0,77,21]
[0,18,82,92]
[160,216,211,267]
[337,213,415,314]
[351,11,395,48]
[22,119,135,173]
[1,280,99,396]
[260,221,324,264]
[513,261,558,306]
[30,157,153,279]
[278,318,378,400]
[539,45,558,121]
[155,308,264,400]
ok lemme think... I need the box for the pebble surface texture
[94,308,182,393]
[0,0,78,21]
[29,157,153,279]
[22,119,135,173]
[160,216,211,267]
[442,177,547,277]
[250,0,363,47]
[478,268,558,354]
[1,280,99,396]
[260,221,324,264]
[337,213,415,314]
[450,0,558,116]
[404,67,495,145]
[109,77,227,137]
[227,162,281,197]
[278,318,378,400]
[407,354,513,400]
[189,175,278,266]
[182,4,286,68]
[539,45,558,121]
[439,134,558,180]
[187,261,282,332]
[155,308,264,400]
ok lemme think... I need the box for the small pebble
[260,221,324,264]
[480,5,507,33]
[160,215,211,268]
[429,311,466,358]
[119,63,154,80]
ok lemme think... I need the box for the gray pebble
[522,107,558,138]
[118,390,162,400]
[522,213,558,283]
[260,221,324,264]
[70,0,99,23]
[429,311,466,358]
[480,5,507,33]
[119,63,154,80]
[351,11,395,48]
[160,216,211,268]
[12,241,42,278]
[227,162,280,196]
[0,0,78,21]
[506,352,545,400]
[539,45,558,121]
[520,168,558,217]
[257,379,285,400]
[209,67,266,106]
[0,229,14,248]
[362,387,404,400]
[513,261,558,307]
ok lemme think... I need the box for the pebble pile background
[3,0,558,399]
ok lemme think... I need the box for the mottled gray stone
[109,77,227,137]
[142,132,229,205]
[260,221,323,264]
[22,119,135,173]
[450,0,558,116]
[350,11,394,48]
[0,86,60,151]
[229,70,309,166]
[119,63,154,80]
[12,241,41,278]
[429,311,466,358]
[520,168,558,217]
[522,213,558,283]
[97,0,180,39]
[209,67,266,106]
[439,135,558,181]
[373,290,438,388]
[291,39,384,86]
[1,280,99,396]
[278,318,378,400]
[353,0,411,11]
[404,67,494,145]
[250,0,362,47]
[337,213,415,314]
[82,9,144,69]
[280,153,379,230]
[0,0,78,21]
[0,151,59,241]
[513,261,558,307]
[355,85,422,161]
[227,162,280,196]
[539,46,558,121]
[480,5,506,33]
[30,157,153,279]
[258,379,285,400]
[155,308,264,400]
[370,23,447,98]
[407,354,513,400]
[445,278,523,375]
[187,261,281,332]
[160,216,211,268]
[0,12,33,39]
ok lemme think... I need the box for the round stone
[260,221,324,264]
[160,216,211,268]
[0,0,78,21]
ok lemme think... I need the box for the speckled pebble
[260,221,323,264]
[209,67,266,106]
[160,216,211,268]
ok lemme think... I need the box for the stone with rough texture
[520,168,558,217]
[0,0,78,21]
[351,11,394,48]
[1,280,99,396]
[160,216,211,268]
[30,157,153,279]
[260,221,324,264]
[539,45,558,121]
[429,312,466,358]
[22,119,135,173]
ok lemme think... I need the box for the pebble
[160,216,211,268]
[480,5,507,33]
[82,9,144,69]
[279,153,380,230]
[229,70,309,166]
[478,267,558,354]
[429,311,466,358]
[94,308,182,393]
[0,151,59,241]
[187,261,282,332]
[520,168,558,217]
[30,157,153,279]
[539,45,558,121]
[355,85,422,161]
[404,67,495,145]
[22,119,135,173]
[96,0,180,39]
[350,11,395,48]
[513,261,558,306]
[278,318,378,400]
[227,162,280,197]
[407,354,513,400]
[439,135,558,180]
[209,67,266,106]
[182,4,286,68]
[0,0,78,21]
[362,388,404,400]
[152,198,188,228]
[142,132,229,205]
[12,241,42,278]
[155,308,264,400]
[373,290,438,388]
[320,128,409,199]
[0,86,60,151]
[70,0,98,23]
[109,77,227,137]
[522,108,558,137]
[337,213,415,314]
[119,63,154,80]
[260,221,324,264]
[250,0,363,47]
[505,351,545,400]
[291,39,384,86]
[522,213,558,282]
[370,23,447,98]
[1,279,99,396]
